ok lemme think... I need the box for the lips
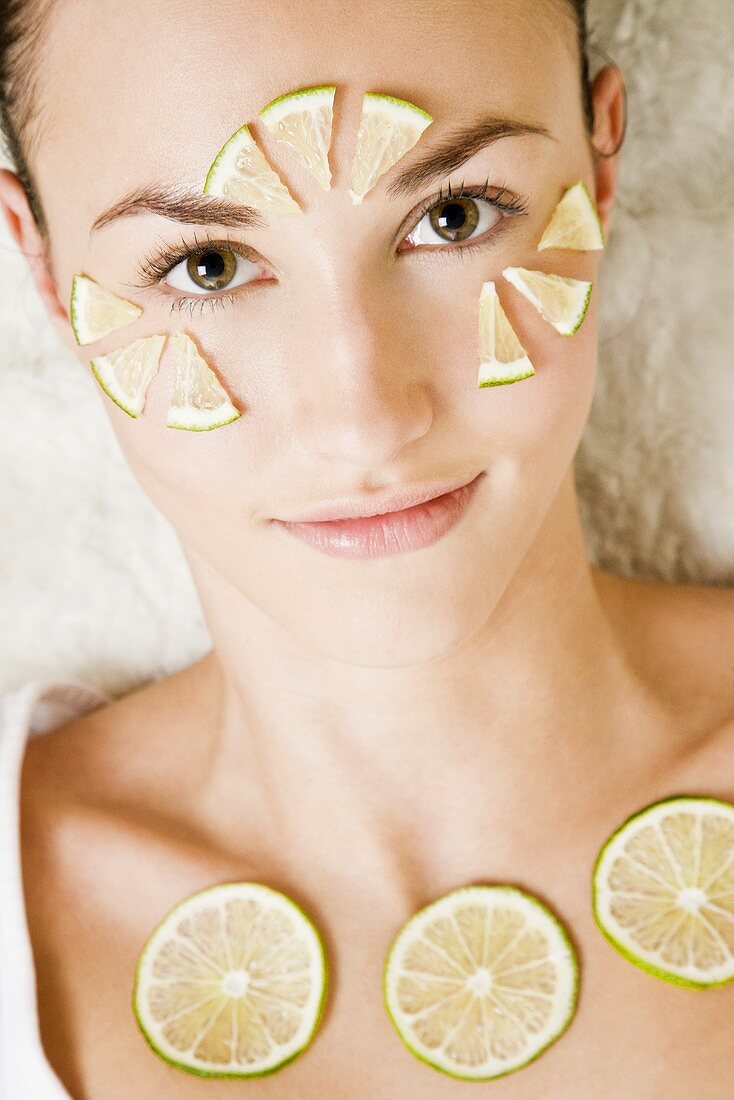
[276,473,483,524]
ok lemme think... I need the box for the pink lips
[274,473,484,559]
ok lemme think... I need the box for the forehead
[33,0,578,234]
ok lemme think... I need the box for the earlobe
[589,64,627,235]
[0,166,71,338]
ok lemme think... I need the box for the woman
[1,0,733,1095]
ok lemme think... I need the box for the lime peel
[203,123,302,215]
[348,92,433,205]
[90,334,166,417]
[70,274,143,346]
[167,331,241,431]
[478,281,536,388]
[383,883,579,1081]
[538,180,605,252]
[503,267,592,336]
[132,880,328,1078]
[259,85,335,191]
[592,795,734,989]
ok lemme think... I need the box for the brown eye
[187,248,238,290]
[428,198,480,242]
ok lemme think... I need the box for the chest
[23,840,734,1100]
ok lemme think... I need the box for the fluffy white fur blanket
[1,0,732,696]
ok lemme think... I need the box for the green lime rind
[132,880,328,1078]
[166,406,241,431]
[592,794,734,990]
[478,366,536,389]
[89,359,139,418]
[538,179,605,252]
[259,85,336,122]
[382,883,580,1081]
[69,274,141,346]
[363,92,433,124]
[562,281,593,336]
[202,123,253,195]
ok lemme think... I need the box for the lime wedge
[538,180,605,252]
[203,123,302,214]
[348,93,433,205]
[592,795,734,989]
[383,884,579,1081]
[90,334,166,417]
[133,881,328,1078]
[478,281,536,388]
[69,274,142,346]
[503,267,592,336]
[167,332,241,431]
[259,85,335,191]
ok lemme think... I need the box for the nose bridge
[285,259,434,467]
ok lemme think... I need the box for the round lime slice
[593,795,734,988]
[538,180,605,252]
[132,881,328,1078]
[90,334,166,417]
[383,884,579,1080]
[70,273,142,346]
[203,123,301,214]
[166,331,241,431]
[348,92,433,205]
[478,281,536,388]
[503,267,593,336]
[259,85,335,191]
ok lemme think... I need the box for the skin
[1,0,734,1096]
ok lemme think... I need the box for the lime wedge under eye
[593,795,734,988]
[90,334,166,417]
[166,331,241,431]
[259,85,336,191]
[478,281,536,388]
[70,274,143,346]
[502,267,593,336]
[348,92,433,205]
[132,881,328,1077]
[538,180,605,252]
[383,884,579,1080]
[203,123,302,215]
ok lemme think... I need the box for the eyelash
[129,178,529,316]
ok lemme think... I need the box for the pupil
[437,203,467,232]
[197,251,225,280]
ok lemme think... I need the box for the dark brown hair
[1,0,595,244]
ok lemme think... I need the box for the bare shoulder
[592,565,734,741]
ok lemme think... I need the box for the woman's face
[27,0,618,666]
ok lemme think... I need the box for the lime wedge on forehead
[478,281,536,388]
[383,884,579,1080]
[166,331,241,431]
[203,123,302,215]
[538,180,605,252]
[259,85,335,191]
[593,795,734,988]
[90,334,165,417]
[348,92,433,205]
[132,881,328,1078]
[503,267,592,336]
[70,274,142,346]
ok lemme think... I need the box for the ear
[0,167,76,349]
[589,64,626,237]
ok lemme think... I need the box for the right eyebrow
[90,184,268,235]
[382,116,556,199]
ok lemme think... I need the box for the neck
[183,471,673,896]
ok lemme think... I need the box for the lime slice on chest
[70,274,142,346]
[348,93,433,204]
[90,334,166,417]
[383,884,579,1080]
[167,332,241,431]
[478,281,536,387]
[538,180,605,252]
[203,123,302,214]
[593,795,734,988]
[259,85,335,191]
[133,881,328,1078]
[503,267,592,336]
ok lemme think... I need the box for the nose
[285,273,434,468]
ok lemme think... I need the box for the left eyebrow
[90,183,269,235]
[383,116,556,199]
